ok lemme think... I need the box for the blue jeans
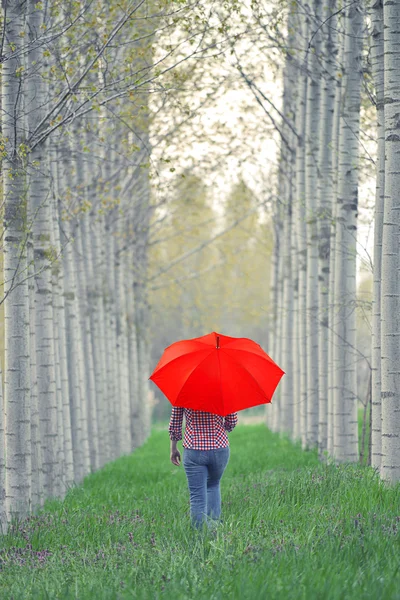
[183,446,230,531]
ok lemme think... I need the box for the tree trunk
[0,366,7,534]
[50,144,74,494]
[327,12,345,458]
[317,0,337,459]
[73,143,99,473]
[28,198,43,511]
[368,0,384,471]
[2,0,32,525]
[305,0,322,448]
[381,0,400,483]
[295,7,309,447]
[279,4,297,436]
[27,0,59,500]
[58,149,90,484]
[333,0,364,463]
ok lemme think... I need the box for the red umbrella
[149,331,285,417]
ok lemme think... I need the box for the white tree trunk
[2,0,32,524]
[28,199,43,511]
[88,204,110,466]
[281,188,294,434]
[270,199,284,433]
[58,150,90,484]
[73,145,99,473]
[295,8,309,447]
[305,0,322,448]
[0,366,7,534]
[50,145,74,494]
[134,176,153,443]
[105,214,119,458]
[380,0,400,483]
[27,0,60,500]
[73,215,99,473]
[327,13,345,458]
[128,270,141,449]
[279,6,297,436]
[115,188,132,456]
[332,0,363,463]
[81,209,102,470]
[317,0,337,458]
[109,143,129,457]
[81,120,109,468]
[266,212,277,429]
[368,0,384,470]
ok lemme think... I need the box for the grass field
[0,423,399,599]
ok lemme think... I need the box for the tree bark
[305,0,322,448]
[2,0,32,525]
[368,0,384,471]
[27,0,59,500]
[295,7,309,447]
[327,12,345,458]
[317,0,337,458]
[381,0,400,483]
[333,0,364,463]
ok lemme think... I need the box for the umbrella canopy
[149,331,285,417]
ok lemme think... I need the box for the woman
[169,406,238,532]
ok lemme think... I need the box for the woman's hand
[170,449,181,466]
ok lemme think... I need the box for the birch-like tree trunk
[27,0,60,500]
[58,146,90,484]
[327,13,345,458]
[27,184,42,511]
[269,187,283,433]
[380,0,400,483]
[73,141,99,473]
[87,171,109,467]
[113,139,132,456]
[123,132,141,449]
[81,207,103,469]
[305,0,322,447]
[368,0,384,470]
[104,206,119,459]
[50,143,74,493]
[130,13,154,444]
[295,7,309,447]
[133,164,153,444]
[333,0,364,462]
[279,4,297,436]
[128,236,141,448]
[73,214,99,472]
[2,0,32,524]
[316,0,337,458]
[0,368,6,534]
[108,142,129,458]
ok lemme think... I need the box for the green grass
[0,424,399,600]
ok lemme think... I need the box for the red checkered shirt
[168,407,238,450]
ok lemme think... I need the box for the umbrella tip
[216,335,220,349]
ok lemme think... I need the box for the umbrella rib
[150,348,213,377]
[219,349,272,401]
[175,349,219,404]
[222,346,279,367]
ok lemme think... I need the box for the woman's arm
[169,407,184,466]
[168,406,184,442]
[224,412,238,432]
